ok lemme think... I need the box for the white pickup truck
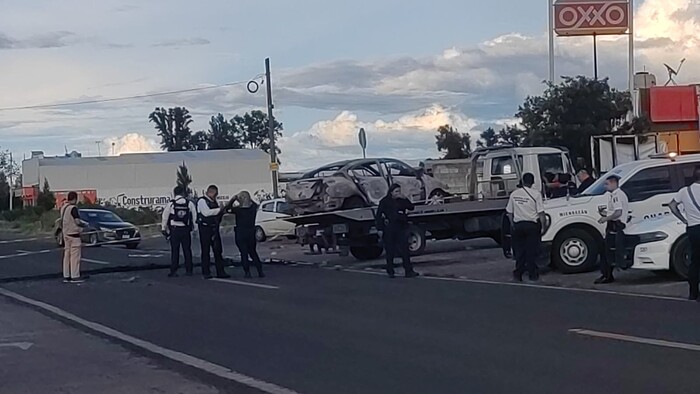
[541,153,700,273]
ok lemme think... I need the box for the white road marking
[82,258,112,265]
[0,250,51,260]
[0,342,33,350]
[336,267,688,303]
[0,237,41,244]
[0,288,300,394]
[570,328,700,352]
[210,278,279,290]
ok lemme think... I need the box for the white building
[22,149,273,209]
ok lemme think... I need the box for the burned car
[286,158,449,215]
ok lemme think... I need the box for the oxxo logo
[554,1,629,35]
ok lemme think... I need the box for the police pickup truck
[541,153,700,274]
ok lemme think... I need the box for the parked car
[541,153,700,274]
[286,158,449,215]
[54,208,141,249]
[255,198,296,242]
[623,213,690,279]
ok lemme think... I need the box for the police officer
[506,173,545,282]
[375,184,418,278]
[197,185,230,279]
[161,186,197,277]
[595,175,629,284]
[669,165,700,300]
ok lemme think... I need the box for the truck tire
[671,235,690,280]
[350,245,383,260]
[407,225,427,256]
[552,228,599,274]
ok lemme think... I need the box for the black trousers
[512,221,540,277]
[687,225,700,297]
[235,228,263,275]
[601,221,625,278]
[170,226,193,274]
[384,226,414,275]
[199,225,226,276]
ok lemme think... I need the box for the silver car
[286,158,449,215]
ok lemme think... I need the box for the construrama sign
[554,0,629,36]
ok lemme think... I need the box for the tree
[233,110,283,156]
[497,125,524,147]
[149,107,195,151]
[36,178,56,212]
[435,125,472,159]
[0,173,9,211]
[515,76,647,166]
[176,162,193,198]
[205,113,244,150]
[477,128,498,148]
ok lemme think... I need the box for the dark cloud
[152,37,210,47]
[0,31,76,50]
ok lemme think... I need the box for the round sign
[247,81,259,94]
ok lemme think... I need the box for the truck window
[538,153,565,177]
[621,167,674,202]
[680,163,700,187]
[261,202,275,212]
[491,156,523,176]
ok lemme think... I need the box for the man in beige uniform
[61,191,87,283]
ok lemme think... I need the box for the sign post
[358,128,367,159]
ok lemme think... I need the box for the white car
[624,214,690,279]
[542,153,700,274]
[255,198,296,242]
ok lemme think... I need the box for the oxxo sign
[554,0,629,36]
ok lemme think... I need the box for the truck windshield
[578,168,625,196]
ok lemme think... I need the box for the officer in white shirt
[506,173,545,282]
[669,165,700,300]
[595,175,629,284]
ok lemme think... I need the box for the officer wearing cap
[506,172,545,282]
[595,174,629,284]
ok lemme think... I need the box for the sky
[1,0,699,170]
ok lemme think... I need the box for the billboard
[554,0,630,36]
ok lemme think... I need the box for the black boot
[594,275,615,284]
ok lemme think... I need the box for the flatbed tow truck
[286,146,575,260]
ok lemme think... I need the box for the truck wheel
[553,228,599,274]
[671,236,691,280]
[407,225,427,256]
[350,246,383,260]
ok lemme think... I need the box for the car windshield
[577,167,625,196]
[81,211,123,223]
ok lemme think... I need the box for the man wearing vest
[161,186,197,277]
[506,173,545,282]
[669,165,700,300]
[61,191,87,283]
[197,185,230,279]
[595,175,629,285]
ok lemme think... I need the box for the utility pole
[95,141,102,156]
[265,58,279,198]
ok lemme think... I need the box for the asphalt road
[1,231,700,393]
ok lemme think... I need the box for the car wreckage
[286,158,449,215]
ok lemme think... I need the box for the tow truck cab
[542,153,700,274]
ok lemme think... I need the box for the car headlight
[637,231,668,244]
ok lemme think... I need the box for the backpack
[170,199,192,229]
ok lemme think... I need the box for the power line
[0,80,255,112]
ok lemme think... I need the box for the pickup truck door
[620,165,678,226]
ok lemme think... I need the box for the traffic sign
[358,128,367,158]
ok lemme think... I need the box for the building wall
[22,149,273,209]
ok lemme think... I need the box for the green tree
[515,76,647,166]
[497,125,524,147]
[233,110,283,156]
[206,113,244,150]
[477,128,498,148]
[149,107,195,151]
[436,125,472,159]
[176,162,193,198]
[36,178,56,212]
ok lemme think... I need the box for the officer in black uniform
[161,186,197,277]
[375,184,418,278]
[197,185,230,279]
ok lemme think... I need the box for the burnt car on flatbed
[286,158,449,215]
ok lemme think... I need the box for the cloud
[0,31,76,50]
[278,105,480,171]
[152,37,211,47]
[103,133,161,156]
